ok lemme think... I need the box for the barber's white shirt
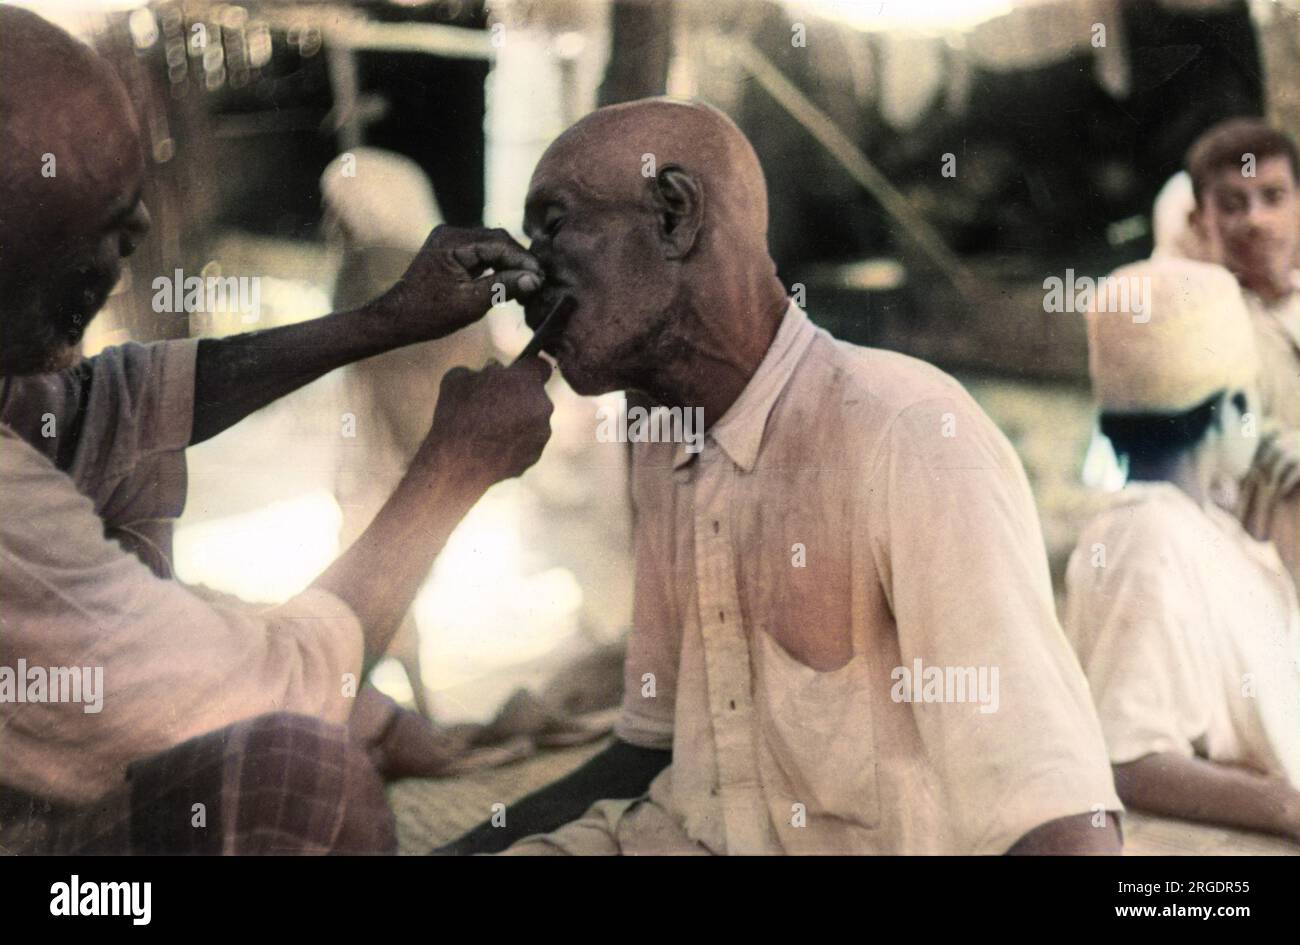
[0,341,362,803]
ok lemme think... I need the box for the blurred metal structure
[728,34,984,307]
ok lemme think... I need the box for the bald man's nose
[527,235,555,270]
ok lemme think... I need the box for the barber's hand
[419,358,554,490]
[374,225,544,342]
[1255,428,1300,499]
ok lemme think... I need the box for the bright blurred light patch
[247,23,273,69]
[173,490,342,604]
[414,482,584,717]
[127,6,157,48]
[369,656,417,709]
[786,0,1015,32]
[5,0,152,11]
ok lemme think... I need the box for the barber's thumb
[509,353,553,384]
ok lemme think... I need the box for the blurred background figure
[1066,258,1300,843]
[1184,119,1300,593]
[1152,171,1217,263]
[322,145,491,718]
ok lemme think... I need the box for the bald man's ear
[651,166,704,260]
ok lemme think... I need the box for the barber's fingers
[508,353,554,385]
[467,268,544,308]
[471,354,552,385]
[452,232,543,279]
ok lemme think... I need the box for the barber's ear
[651,166,704,260]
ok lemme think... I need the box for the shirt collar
[674,301,816,473]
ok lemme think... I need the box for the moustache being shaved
[515,296,577,364]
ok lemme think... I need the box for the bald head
[0,6,149,374]
[530,99,772,260]
[0,7,142,241]
[522,99,786,399]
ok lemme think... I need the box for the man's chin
[555,365,606,397]
[1226,246,1292,284]
[554,355,621,397]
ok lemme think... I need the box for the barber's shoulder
[0,424,96,530]
[0,422,48,470]
[0,422,76,483]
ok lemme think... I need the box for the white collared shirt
[0,341,362,803]
[1065,483,1300,785]
[618,303,1120,854]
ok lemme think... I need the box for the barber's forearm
[313,440,485,674]
[433,739,672,855]
[1114,753,1300,841]
[191,304,417,445]
[1007,812,1120,855]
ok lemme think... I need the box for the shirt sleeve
[0,339,198,528]
[868,393,1122,855]
[614,441,681,751]
[0,434,363,803]
[1063,515,1210,766]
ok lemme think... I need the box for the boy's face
[1194,155,1298,299]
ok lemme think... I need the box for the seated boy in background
[1065,257,1300,842]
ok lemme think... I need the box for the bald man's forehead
[525,146,645,234]
[531,132,646,199]
[525,99,772,240]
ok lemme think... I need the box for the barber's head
[522,99,784,396]
[1188,118,1299,302]
[0,7,150,375]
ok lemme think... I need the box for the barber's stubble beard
[0,271,104,375]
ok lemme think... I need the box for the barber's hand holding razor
[374,225,545,342]
[418,357,555,491]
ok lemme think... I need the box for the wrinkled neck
[637,250,787,430]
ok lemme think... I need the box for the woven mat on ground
[388,737,611,854]
[1123,811,1300,856]
[390,755,1300,855]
